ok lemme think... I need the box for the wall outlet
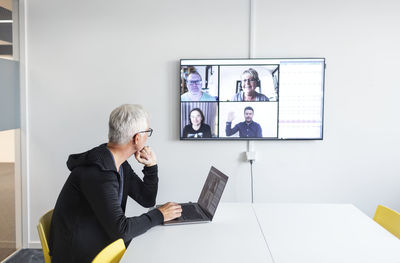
[246,151,256,162]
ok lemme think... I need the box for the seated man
[49,104,182,263]
[225,106,262,138]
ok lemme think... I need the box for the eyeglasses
[135,128,153,137]
[242,78,256,83]
[187,80,202,85]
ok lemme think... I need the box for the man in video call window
[181,71,216,101]
[225,106,262,138]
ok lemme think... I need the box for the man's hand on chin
[135,146,157,167]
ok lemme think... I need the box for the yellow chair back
[37,209,54,263]
[92,238,126,263]
[373,205,400,239]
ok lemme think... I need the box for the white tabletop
[121,203,400,263]
[121,203,273,263]
[253,203,400,263]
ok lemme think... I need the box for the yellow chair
[37,209,54,263]
[92,238,126,263]
[373,205,400,239]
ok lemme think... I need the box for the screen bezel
[179,58,326,141]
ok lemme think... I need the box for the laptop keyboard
[181,204,204,220]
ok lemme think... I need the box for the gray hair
[242,68,259,83]
[108,104,149,144]
[187,71,202,80]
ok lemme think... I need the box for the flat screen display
[180,58,325,140]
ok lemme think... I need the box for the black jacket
[49,144,164,263]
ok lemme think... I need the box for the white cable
[250,160,254,203]
[248,0,256,203]
[249,0,256,59]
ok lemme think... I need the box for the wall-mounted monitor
[180,58,325,140]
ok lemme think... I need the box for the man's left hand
[135,146,157,167]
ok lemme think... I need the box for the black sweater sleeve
[126,164,159,207]
[79,166,163,244]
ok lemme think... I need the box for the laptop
[163,166,229,225]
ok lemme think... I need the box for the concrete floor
[2,249,43,263]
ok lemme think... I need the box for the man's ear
[133,133,140,145]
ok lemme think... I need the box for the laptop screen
[197,166,229,219]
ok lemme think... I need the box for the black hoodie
[49,144,164,263]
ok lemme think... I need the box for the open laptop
[163,166,229,225]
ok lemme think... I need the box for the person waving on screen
[225,106,262,138]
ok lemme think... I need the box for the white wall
[252,0,400,212]
[23,0,400,246]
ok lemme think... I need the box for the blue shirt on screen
[226,121,262,138]
[181,92,216,101]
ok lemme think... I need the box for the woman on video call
[232,68,269,102]
[182,108,212,138]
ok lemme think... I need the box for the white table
[121,203,400,263]
[122,203,273,263]
[253,204,400,263]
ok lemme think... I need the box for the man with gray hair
[49,104,182,263]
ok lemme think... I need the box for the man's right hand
[135,146,157,167]
[157,202,182,222]
[227,111,235,122]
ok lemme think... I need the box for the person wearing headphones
[232,68,269,102]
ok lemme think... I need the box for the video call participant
[232,68,269,102]
[225,106,262,138]
[49,104,182,263]
[181,71,216,101]
[183,108,212,138]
